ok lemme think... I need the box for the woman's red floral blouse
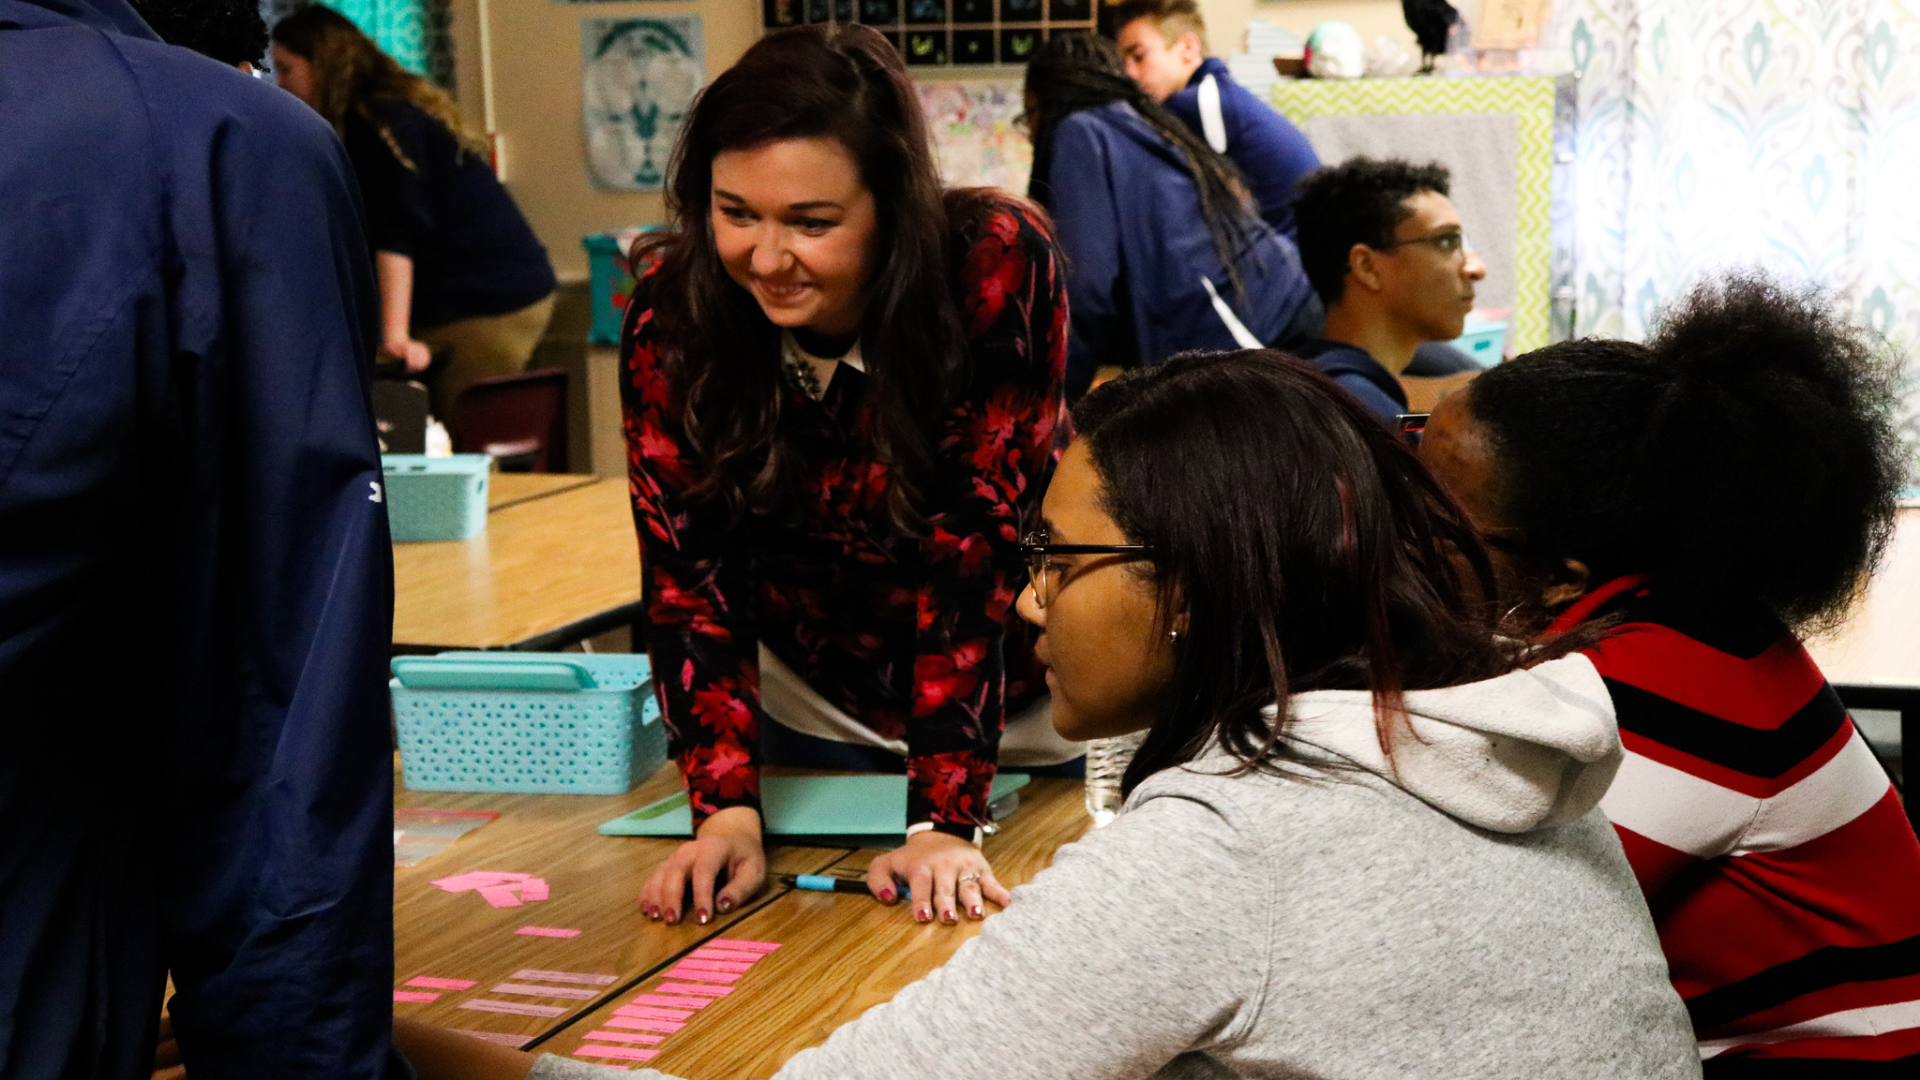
[621,198,1069,838]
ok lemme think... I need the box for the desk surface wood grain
[392,478,641,650]
[1807,506,1920,688]
[529,778,1093,1077]
[488,473,599,511]
[393,762,848,1046]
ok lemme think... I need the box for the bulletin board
[1269,76,1561,353]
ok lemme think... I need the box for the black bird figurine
[1402,0,1460,72]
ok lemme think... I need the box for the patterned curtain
[1552,0,1920,477]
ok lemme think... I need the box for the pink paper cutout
[457,999,566,1018]
[512,968,615,986]
[432,871,532,892]
[708,938,780,952]
[676,958,753,973]
[575,1045,659,1062]
[656,981,734,997]
[603,1016,685,1034]
[452,1030,529,1048]
[516,926,582,938]
[662,965,740,984]
[583,1030,665,1045]
[492,982,599,1000]
[392,990,440,1003]
[478,885,524,908]
[689,947,764,963]
[614,1005,695,1022]
[406,977,478,991]
[519,878,549,902]
[630,994,709,1010]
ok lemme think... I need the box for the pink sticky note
[657,982,733,998]
[575,1045,659,1062]
[708,938,781,952]
[614,1005,695,1022]
[630,994,709,1010]
[663,965,740,984]
[584,1030,665,1045]
[675,958,754,973]
[603,1016,685,1034]
[492,982,599,1000]
[453,1030,530,1048]
[689,947,765,963]
[519,878,549,902]
[430,874,484,892]
[457,999,567,1018]
[516,926,582,938]
[406,977,478,991]
[478,885,524,909]
[393,990,440,1003]
[512,969,616,986]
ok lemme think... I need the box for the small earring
[1167,629,1180,643]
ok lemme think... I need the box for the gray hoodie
[533,654,1700,1080]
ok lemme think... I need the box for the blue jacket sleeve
[1330,371,1408,429]
[1045,115,1125,400]
[156,71,404,1080]
[1166,69,1321,239]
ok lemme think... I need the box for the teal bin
[584,226,658,345]
[382,454,490,542]
[1450,320,1508,366]
[391,652,665,794]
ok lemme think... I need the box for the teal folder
[598,773,1031,839]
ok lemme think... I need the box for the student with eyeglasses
[391,349,1699,1080]
[1291,157,1489,427]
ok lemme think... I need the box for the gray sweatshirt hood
[1275,654,1621,833]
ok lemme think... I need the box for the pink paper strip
[512,969,616,986]
[406,977,478,991]
[492,982,599,1000]
[657,982,734,997]
[675,958,753,973]
[662,965,740,984]
[614,1005,695,1022]
[689,948,765,963]
[453,1030,530,1048]
[478,885,524,908]
[516,926,582,938]
[583,1030,665,1045]
[519,878,549,902]
[392,990,440,1003]
[432,871,531,892]
[630,994,710,1010]
[457,999,567,1018]
[708,938,781,952]
[603,1016,685,1034]
[575,1045,659,1062]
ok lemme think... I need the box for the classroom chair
[452,368,569,473]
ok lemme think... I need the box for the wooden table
[392,478,642,653]
[488,473,599,511]
[393,766,1092,1072]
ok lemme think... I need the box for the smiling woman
[616,24,1074,934]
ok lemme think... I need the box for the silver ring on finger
[958,873,981,884]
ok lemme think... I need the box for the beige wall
[451,0,1413,279]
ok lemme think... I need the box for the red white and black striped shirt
[1551,576,1920,1073]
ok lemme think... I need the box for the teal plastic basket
[391,652,665,794]
[382,454,490,542]
[583,226,659,345]
[1450,320,1508,366]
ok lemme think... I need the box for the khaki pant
[418,292,556,422]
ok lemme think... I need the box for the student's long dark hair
[634,23,998,533]
[1073,351,1529,796]
[1023,33,1257,301]
[1465,272,1905,632]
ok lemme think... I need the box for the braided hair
[1023,32,1258,301]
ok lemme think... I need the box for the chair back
[452,368,568,472]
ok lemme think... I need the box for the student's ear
[1176,32,1205,64]
[1347,244,1382,293]
[1540,558,1592,610]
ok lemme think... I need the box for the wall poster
[581,16,705,192]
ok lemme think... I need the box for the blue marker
[781,873,868,895]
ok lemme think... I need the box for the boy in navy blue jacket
[1112,0,1320,241]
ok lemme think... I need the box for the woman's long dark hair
[1024,32,1257,301]
[1072,351,1530,796]
[633,23,971,533]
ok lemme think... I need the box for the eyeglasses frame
[1019,531,1153,609]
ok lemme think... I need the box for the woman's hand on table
[865,829,1011,925]
[639,805,765,925]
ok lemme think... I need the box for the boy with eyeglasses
[1291,157,1488,426]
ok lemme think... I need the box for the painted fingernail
[915,906,931,923]
[644,905,658,919]
[878,888,896,904]
[942,908,957,924]
[666,909,678,923]
[970,904,983,919]
[697,908,710,925]
[717,897,734,913]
